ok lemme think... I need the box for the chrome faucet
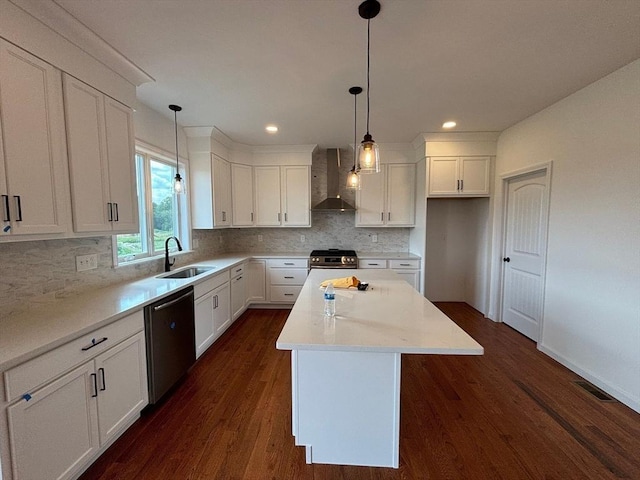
[164,236,183,272]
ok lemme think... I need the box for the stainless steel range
[309,249,358,269]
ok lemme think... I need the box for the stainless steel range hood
[312,148,356,211]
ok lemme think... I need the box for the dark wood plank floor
[79,303,640,480]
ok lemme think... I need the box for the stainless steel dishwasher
[144,286,195,404]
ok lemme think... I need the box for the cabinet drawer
[270,286,303,303]
[194,270,230,298]
[4,310,144,402]
[359,260,387,269]
[389,259,420,269]
[269,268,307,285]
[267,258,308,268]
[230,264,245,278]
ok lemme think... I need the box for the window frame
[113,142,191,266]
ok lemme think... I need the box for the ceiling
[52,0,640,148]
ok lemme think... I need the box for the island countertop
[276,269,483,355]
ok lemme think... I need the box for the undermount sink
[159,266,215,279]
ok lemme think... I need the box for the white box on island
[276,269,483,468]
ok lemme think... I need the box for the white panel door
[386,164,415,226]
[94,332,148,445]
[64,74,111,232]
[213,155,231,227]
[502,170,549,341]
[104,97,138,233]
[282,166,310,226]
[356,170,385,226]
[0,40,69,235]
[195,289,216,358]
[213,282,232,337]
[231,163,254,226]
[7,363,99,480]
[247,259,266,303]
[254,166,281,226]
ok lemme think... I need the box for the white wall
[491,59,640,412]
[133,102,188,160]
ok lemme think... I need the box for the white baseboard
[538,343,640,414]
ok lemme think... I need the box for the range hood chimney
[312,148,356,211]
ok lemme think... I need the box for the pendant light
[346,86,362,190]
[169,104,185,195]
[356,0,381,174]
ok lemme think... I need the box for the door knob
[503,257,511,262]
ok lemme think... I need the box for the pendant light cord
[353,92,358,167]
[366,18,371,135]
[174,110,179,172]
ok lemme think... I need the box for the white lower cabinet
[247,259,266,303]
[194,271,231,358]
[230,263,247,321]
[267,258,308,303]
[4,312,147,480]
[359,258,421,292]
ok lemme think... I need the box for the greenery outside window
[116,145,190,264]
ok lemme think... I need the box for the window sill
[115,249,194,269]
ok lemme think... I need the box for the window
[116,147,189,264]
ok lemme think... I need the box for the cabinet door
[0,40,70,235]
[231,273,246,321]
[254,166,281,226]
[231,163,254,226]
[213,155,231,227]
[213,282,232,337]
[386,164,415,226]
[460,156,491,196]
[195,289,216,358]
[282,166,310,227]
[7,363,99,480]
[393,270,420,291]
[356,170,385,226]
[94,332,148,445]
[247,259,266,303]
[428,157,459,195]
[63,74,112,232]
[104,97,138,232]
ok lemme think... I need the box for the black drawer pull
[284,293,294,296]
[284,262,294,265]
[90,373,98,397]
[284,276,294,279]
[99,367,106,391]
[14,196,22,221]
[81,337,108,351]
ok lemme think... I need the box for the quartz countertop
[0,253,305,371]
[356,252,421,260]
[276,269,482,355]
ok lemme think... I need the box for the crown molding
[10,0,154,86]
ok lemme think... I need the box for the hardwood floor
[79,303,640,480]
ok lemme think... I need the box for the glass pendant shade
[357,134,380,174]
[346,166,360,190]
[173,172,185,195]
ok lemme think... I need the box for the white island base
[277,269,483,469]
[292,349,401,468]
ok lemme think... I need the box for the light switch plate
[371,234,378,243]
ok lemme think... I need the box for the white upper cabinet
[63,74,138,233]
[231,163,254,226]
[213,154,232,227]
[356,164,415,227]
[254,166,310,227]
[281,165,310,226]
[0,40,70,237]
[428,156,491,197]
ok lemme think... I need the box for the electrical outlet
[76,254,98,272]
[258,234,263,242]
[371,234,378,243]
[300,235,305,243]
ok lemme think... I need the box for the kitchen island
[276,269,483,468]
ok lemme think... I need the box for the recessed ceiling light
[442,121,457,129]
[265,125,278,133]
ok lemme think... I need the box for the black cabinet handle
[503,257,511,263]
[107,202,113,221]
[14,196,22,221]
[460,179,464,191]
[1,195,9,221]
[114,203,119,221]
[81,337,108,351]
[90,373,98,397]
[284,262,294,266]
[99,367,106,391]
[284,276,294,279]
